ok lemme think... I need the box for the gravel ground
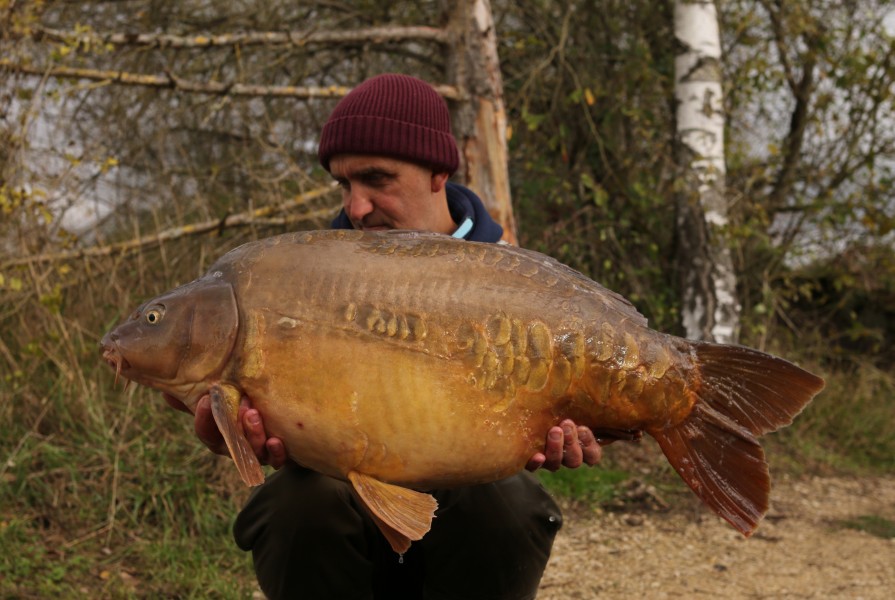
[538,474,895,599]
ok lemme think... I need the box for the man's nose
[345,188,374,222]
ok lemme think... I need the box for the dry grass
[1,227,283,597]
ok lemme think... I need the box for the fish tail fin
[651,343,824,536]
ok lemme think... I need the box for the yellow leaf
[584,88,596,106]
[101,157,119,174]
[506,124,513,141]
[9,277,23,292]
[39,205,53,224]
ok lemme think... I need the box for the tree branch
[0,59,463,100]
[758,0,799,95]
[1,184,339,268]
[760,1,819,211]
[34,25,451,48]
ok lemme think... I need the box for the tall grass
[1,230,268,597]
[769,361,895,474]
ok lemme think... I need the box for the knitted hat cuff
[319,114,459,174]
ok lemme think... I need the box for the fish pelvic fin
[209,384,265,487]
[651,343,824,537]
[347,471,438,554]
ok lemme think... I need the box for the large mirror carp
[101,229,824,553]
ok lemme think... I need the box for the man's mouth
[357,222,392,231]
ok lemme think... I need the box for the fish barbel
[100,229,824,553]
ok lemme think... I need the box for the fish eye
[144,306,165,325]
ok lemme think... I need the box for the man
[171,73,601,599]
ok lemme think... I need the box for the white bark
[674,0,740,344]
[675,2,726,187]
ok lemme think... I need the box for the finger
[560,420,584,468]
[578,426,602,466]
[194,395,228,456]
[265,438,288,470]
[542,427,564,471]
[162,393,191,414]
[243,408,269,462]
[525,452,547,472]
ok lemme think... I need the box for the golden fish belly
[233,310,695,490]
[239,322,552,489]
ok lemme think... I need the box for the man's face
[329,154,452,234]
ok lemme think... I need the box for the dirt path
[539,475,895,599]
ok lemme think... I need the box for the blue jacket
[330,182,504,243]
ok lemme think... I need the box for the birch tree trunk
[673,0,740,343]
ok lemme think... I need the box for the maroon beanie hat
[318,73,460,175]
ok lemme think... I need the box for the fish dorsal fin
[347,471,437,554]
[209,385,265,487]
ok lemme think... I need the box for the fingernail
[549,430,562,441]
[562,425,573,436]
[248,412,260,426]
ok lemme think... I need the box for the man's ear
[430,172,449,193]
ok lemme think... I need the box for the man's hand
[525,419,601,472]
[163,393,288,469]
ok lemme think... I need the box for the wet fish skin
[100,229,825,553]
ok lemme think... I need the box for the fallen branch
[1,185,340,268]
[1,60,462,100]
[34,24,451,49]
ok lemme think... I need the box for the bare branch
[34,24,451,48]
[758,0,799,95]
[758,1,819,212]
[0,59,463,100]
[1,185,340,268]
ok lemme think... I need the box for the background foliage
[2,0,893,596]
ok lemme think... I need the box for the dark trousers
[234,465,563,600]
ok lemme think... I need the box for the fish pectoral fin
[209,385,265,487]
[347,471,437,554]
